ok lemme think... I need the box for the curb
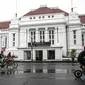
[14,60,78,63]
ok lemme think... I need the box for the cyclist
[0,51,5,67]
[6,52,13,62]
[78,46,85,71]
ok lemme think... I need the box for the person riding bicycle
[78,46,85,70]
[0,51,6,67]
[0,51,5,63]
[6,52,13,62]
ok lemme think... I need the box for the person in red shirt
[6,52,13,62]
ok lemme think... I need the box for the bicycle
[74,64,85,78]
[5,55,18,69]
[0,55,18,70]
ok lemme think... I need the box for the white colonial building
[0,6,85,61]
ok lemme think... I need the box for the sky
[0,0,85,21]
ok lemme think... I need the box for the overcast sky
[0,0,85,21]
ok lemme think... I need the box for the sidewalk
[15,60,78,63]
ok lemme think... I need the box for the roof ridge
[24,6,68,16]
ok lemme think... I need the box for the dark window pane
[31,32,33,35]
[74,40,76,44]
[52,40,54,44]
[40,31,42,35]
[34,31,35,35]
[74,35,76,38]
[48,50,55,59]
[49,31,51,34]
[49,35,51,39]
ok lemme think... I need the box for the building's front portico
[18,45,62,61]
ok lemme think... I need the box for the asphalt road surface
[0,63,85,85]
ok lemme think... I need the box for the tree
[69,49,76,62]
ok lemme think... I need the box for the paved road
[0,63,85,85]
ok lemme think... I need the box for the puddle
[36,69,43,73]
[48,69,55,73]
[24,69,31,73]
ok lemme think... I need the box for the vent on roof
[30,9,35,11]
[51,6,58,9]
[40,5,47,7]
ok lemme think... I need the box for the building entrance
[36,50,43,61]
[48,50,55,59]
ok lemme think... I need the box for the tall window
[82,34,84,46]
[24,51,31,60]
[49,30,54,45]
[1,36,7,48]
[39,30,45,42]
[57,27,59,43]
[13,33,15,47]
[30,31,36,42]
[5,36,7,47]
[73,30,76,45]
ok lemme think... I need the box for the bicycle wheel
[74,70,82,78]
[13,62,18,68]
[6,61,14,69]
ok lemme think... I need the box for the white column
[43,49,47,60]
[26,29,28,47]
[36,28,38,42]
[33,49,36,61]
[27,29,30,43]
[18,28,20,48]
[55,28,57,45]
[45,28,48,42]
[55,27,59,46]
[55,48,62,60]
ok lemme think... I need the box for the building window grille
[5,36,7,47]
[48,50,55,59]
[30,31,36,42]
[49,30,54,45]
[24,51,31,60]
[82,34,84,46]
[39,30,45,42]
[73,30,76,45]
[13,33,15,47]
[1,36,7,48]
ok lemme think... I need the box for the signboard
[28,42,51,47]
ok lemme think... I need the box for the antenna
[15,0,17,17]
[71,0,76,12]
[71,0,73,12]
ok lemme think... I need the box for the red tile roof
[0,21,10,29]
[79,15,85,24]
[24,6,68,16]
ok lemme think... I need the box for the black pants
[78,58,85,65]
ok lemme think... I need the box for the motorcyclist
[78,46,85,70]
